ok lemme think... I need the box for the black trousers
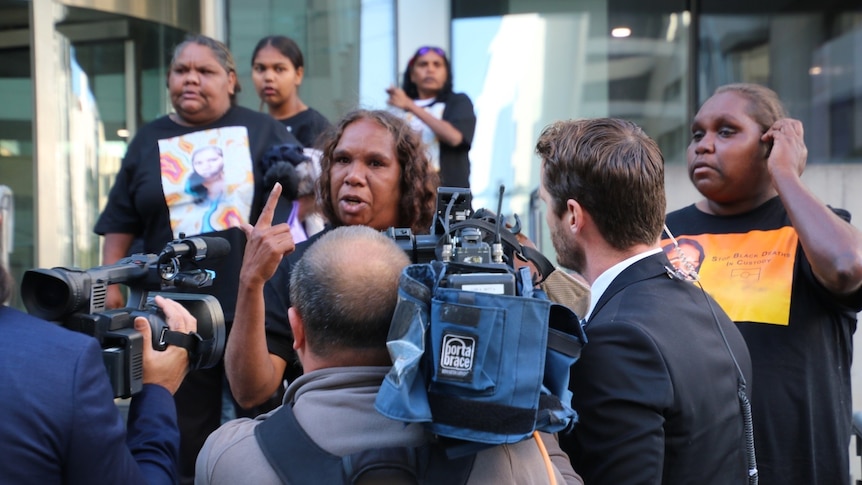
[174,363,223,485]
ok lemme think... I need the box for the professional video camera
[19,235,229,398]
[385,186,553,295]
[376,186,586,445]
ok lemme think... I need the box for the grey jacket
[196,366,582,484]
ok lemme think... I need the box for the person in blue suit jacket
[536,118,755,484]
[0,263,196,484]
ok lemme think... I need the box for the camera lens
[21,268,85,321]
[35,278,71,310]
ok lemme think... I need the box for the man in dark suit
[0,263,195,484]
[536,118,755,484]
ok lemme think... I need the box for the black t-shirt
[438,92,476,189]
[279,107,332,149]
[664,196,862,485]
[94,105,297,320]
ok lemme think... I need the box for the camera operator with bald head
[0,263,197,485]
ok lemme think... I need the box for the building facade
[0,0,206,279]
[2,0,860,274]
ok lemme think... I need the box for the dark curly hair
[316,109,439,234]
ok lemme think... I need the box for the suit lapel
[587,253,672,324]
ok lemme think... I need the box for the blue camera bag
[375,260,586,445]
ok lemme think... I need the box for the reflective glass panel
[698,8,862,163]
[452,1,689,255]
[51,8,186,269]
[228,0,365,122]
[0,1,33,306]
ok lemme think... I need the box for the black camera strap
[518,245,556,284]
[159,327,203,352]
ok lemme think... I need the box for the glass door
[50,8,187,269]
[0,0,191,306]
[0,1,36,306]
[452,0,690,257]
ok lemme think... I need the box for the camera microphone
[159,236,231,262]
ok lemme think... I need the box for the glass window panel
[0,1,34,307]
[46,8,187,271]
[228,0,365,122]
[452,2,689,256]
[698,9,862,163]
[0,0,191,285]
[0,44,33,307]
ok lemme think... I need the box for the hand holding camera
[135,295,197,394]
[20,235,228,398]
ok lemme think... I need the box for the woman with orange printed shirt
[664,83,862,485]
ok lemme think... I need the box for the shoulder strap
[254,404,476,484]
[254,403,344,483]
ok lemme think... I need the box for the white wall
[395,0,449,81]
[359,0,449,110]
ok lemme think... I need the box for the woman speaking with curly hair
[225,109,439,410]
